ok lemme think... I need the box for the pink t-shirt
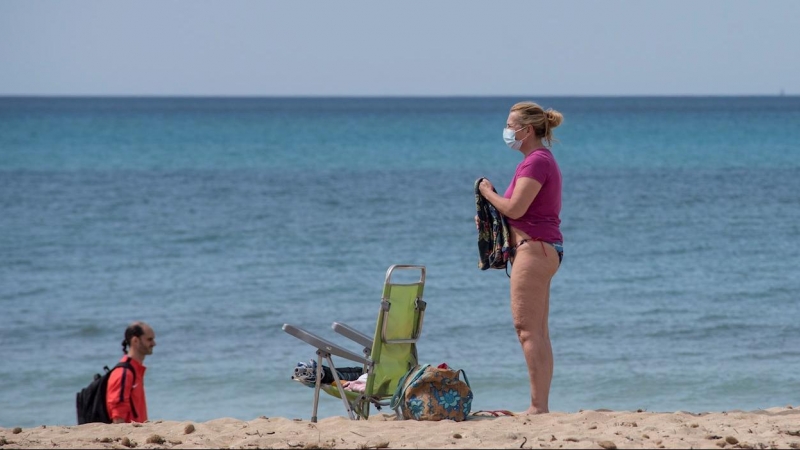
[503,148,562,243]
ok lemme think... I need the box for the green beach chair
[282,265,427,422]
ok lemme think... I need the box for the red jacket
[106,356,148,423]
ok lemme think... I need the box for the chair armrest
[282,324,370,365]
[331,322,373,349]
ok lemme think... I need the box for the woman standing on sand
[478,101,564,414]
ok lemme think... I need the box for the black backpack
[76,358,136,425]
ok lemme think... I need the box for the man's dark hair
[121,323,145,354]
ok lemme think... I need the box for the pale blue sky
[1,0,799,96]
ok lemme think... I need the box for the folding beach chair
[282,265,426,422]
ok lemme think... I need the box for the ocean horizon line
[1,93,797,100]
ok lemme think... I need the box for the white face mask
[503,127,526,150]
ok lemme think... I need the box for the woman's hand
[478,178,495,196]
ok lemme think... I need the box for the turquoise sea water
[1,96,799,427]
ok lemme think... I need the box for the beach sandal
[471,409,516,417]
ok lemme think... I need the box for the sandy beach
[1,406,798,449]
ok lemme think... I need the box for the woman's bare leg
[510,240,560,414]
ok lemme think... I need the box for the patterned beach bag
[390,363,473,421]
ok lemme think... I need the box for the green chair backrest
[365,282,424,398]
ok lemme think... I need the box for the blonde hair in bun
[511,101,564,146]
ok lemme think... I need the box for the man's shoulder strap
[111,357,137,384]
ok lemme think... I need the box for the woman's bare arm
[479,177,542,220]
